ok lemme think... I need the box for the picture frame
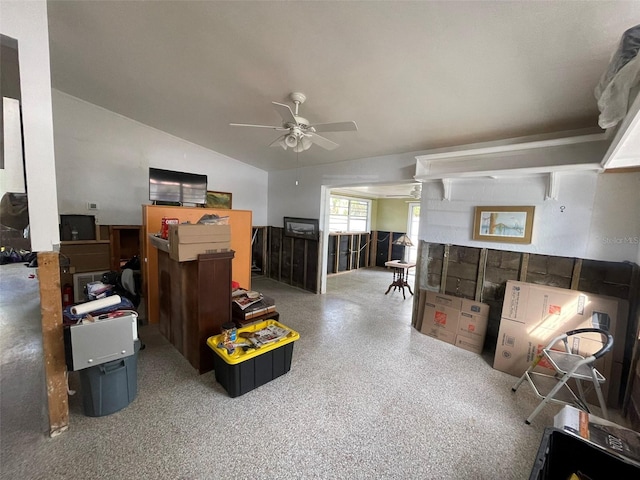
[206,191,232,209]
[283,217,319,241]
[472,206,535,244]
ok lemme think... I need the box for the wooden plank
[571,258,582,290]
[412,241,424,329]
[303,239,309,289]
[278,229,283,281]
[347,235,353,271]
[370,231,378,266]
[289,237,294,282]
[364,233,370,268]
[519,253,530,282]
[262,226,269,277]
[39,252,69,437]
[440,244,450,294]
[334,235,340,273]
[475,248,488,301]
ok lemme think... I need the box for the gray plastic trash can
[79,340,140,417]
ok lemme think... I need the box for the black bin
[530,427,640,479]
[79,340,139,417]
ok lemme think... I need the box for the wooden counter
[157,249,234,374]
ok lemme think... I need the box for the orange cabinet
[142,205,252,325]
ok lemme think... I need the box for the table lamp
[394,234,413,262]
[394,234,413,247]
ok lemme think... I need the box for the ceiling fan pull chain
[295,145,300,186]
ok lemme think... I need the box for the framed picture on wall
[206,191,232,209]
[284,217,319,241]
[472,206,535,244]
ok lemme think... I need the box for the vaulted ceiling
[46,1,640,174]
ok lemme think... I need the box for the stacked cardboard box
[494,280,628,406]
[420,291,490,354]
[168,224,231,262]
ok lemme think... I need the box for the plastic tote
[207,320,299,397]
[79,340,140,417]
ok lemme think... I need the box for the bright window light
[329,196,371,233]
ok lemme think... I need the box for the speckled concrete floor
[2,263,566,479]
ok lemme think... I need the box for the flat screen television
[149,168,207,205]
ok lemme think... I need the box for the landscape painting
[473,206,535,244]
[283,217,319,241]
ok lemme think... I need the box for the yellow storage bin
[206,319,300,397]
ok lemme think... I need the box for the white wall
[269,146,639,271]
[1,1,59,251]
[268,151,418,226]
[268,151,418,293]
[586,172,640,262]
[419,171,640,263]
[52,91,268,226]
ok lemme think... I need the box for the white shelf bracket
[546,172,560,200]
[442,178,452,201]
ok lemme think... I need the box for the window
[329,196,371,233]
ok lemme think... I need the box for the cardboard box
[461,298,490,318]
[168,224,231,262]
[421,324,457,345]
[422,304,460,334]
[455,334,484,354]
[494,316,611,378]
[494,319,613,407]
[457,311,488,339]
[499,281,627,363]
[420,291,490,351]
[169,224,231,244]
[170,241,231,262]
[425,291,463,310]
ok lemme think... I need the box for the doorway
[406,202,420,264]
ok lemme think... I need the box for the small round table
[384,260,416,299]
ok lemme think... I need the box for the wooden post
[475,248,488,301]
[289,237,294,283]
[440,244,450,294]
[334,235,340,273]
[364,233,370,268]
[571,258,582,290]
[370,231,377,266]
[38,252,69,437]
[519,253,530,282]
[278,229,283,281]
[303,239,308,289]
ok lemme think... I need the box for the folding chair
[511,327,614,425]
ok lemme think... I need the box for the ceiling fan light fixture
[285,134,298,148]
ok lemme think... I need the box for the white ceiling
[46,1,640,175]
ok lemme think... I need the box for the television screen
[149,168,207,205]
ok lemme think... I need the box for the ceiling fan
[385,184,422,199]
[230,92,358,152]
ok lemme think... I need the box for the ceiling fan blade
[308,132,339,150]
[310,121,358,133]
[230,123,286,130]
[269,134,287,149]
[272,102,298,125]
